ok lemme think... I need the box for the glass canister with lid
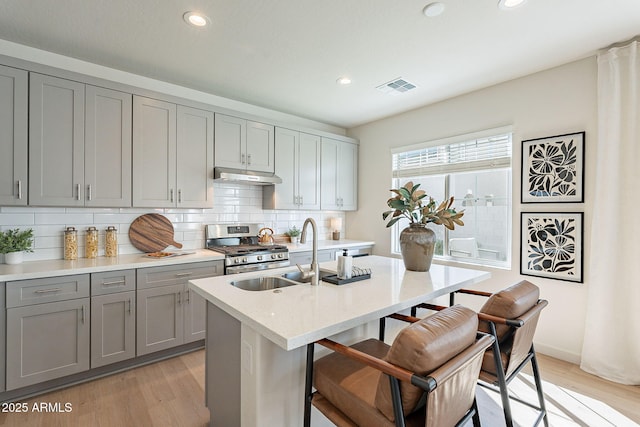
[85,226,98,259]
[105,226,118,257]
[64,227,78,260]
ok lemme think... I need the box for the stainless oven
[205,224,290,274]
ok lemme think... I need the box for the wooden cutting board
[128,214,183,253]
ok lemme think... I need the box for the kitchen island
[189,255,490,427]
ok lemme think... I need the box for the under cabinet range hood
[213,168,282,185]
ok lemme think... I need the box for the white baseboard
[535,342,581,365]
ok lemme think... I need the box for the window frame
[390,127,513,269]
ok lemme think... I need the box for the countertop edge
[0,249,225,282]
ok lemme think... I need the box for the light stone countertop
[189,255,491,351]
[0,249,225,282]
[284,239,375,253]
[0,240,374,282]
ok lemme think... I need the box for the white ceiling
[0,1,639,129]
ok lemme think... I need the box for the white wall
[347,57,598,363]
[0,183,345,261]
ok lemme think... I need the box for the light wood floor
[0,350,637,426]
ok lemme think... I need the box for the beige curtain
[580,40,640,385]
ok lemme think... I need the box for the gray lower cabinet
[0,65,28,206]
[289,246,373,266]
[90,270,136,368]
[6,274,91,390]
[289,249,335,266]
[136,261,223,356]
[0,282,5,392]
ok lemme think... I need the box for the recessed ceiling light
[183,11,209,27]
[498,0,527,10]
[336,77,352,85]
[423,2,445,17]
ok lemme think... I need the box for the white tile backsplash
[0,183,346,262]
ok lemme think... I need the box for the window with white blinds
[389,126,513,269]
[392,128,512,177]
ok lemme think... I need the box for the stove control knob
[234,258,240,264]
[278,253,284,259]
[257,255,263,261]
[242,257,248,263]
[271,254,277,259]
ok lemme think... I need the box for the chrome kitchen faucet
[297,218,319,286]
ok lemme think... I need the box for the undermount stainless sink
[230,276,300,291]
[280,269,334,283]
[230,269,336,291]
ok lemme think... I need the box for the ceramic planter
[4,251,24,265]
[399,224,436,271]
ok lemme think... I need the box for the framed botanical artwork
[521,131,585,203]
[520,212,583,283]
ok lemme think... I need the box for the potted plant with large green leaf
[382,182,464,271]
[0,228,34,265]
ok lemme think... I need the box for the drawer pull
[175,272,192,277]
[34,288,62,294]
[102,280,126,286]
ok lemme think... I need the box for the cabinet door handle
[170,189,174,203]
[102,280,126,286]
[300,195,303,206]
[241,153,246,164]
[87,184,92,201]
[128,298,132,314]
[76,184,81,201]
[177,291,182,305]
[178,189,182,203]
[16,180,22,200]
[185,290,190,304]
[175,272,192,277]
[34,287,62,294]
[247,154,252,165]
[81,305,85,324]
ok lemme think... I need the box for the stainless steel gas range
[205,224,290,274]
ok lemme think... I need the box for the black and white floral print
[522,132,584,203]
[521,213,583,283]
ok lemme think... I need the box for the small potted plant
[0,228,34,265]
[285,226,301,244]
[382,182,464,271]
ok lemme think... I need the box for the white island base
[190,256,491,427]
[207,303,373,427]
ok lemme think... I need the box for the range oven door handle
[225,260,291,275]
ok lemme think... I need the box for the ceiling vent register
[376,77,417,95]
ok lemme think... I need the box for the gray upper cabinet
[214,114,275,173]
[85,86,132,207]
[176,105,214,208]
[29,73,85,206]
[263,128,320,210]
[321,138,358,211]
[29,73,132,207]
[0,65,28,206]
[133,96,213,208]
[133,96,176,208]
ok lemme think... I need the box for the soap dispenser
[337,249,353,280]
